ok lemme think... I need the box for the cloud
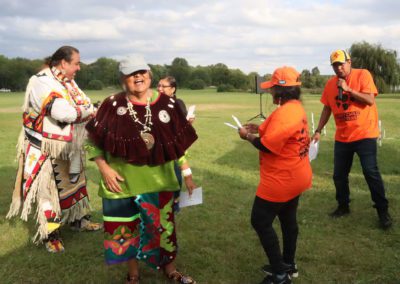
[0,0,399,75]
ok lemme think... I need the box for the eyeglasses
[157,84,171,88]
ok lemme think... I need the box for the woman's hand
[184,175,196,196]
[95,157,124,193]
[238,127,249,140]
[243,123,259,134]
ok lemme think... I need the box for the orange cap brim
[260,81,274,89]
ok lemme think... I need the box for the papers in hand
[224,115,243,130]
[179,187,203,208]
[309,140,319,161]
[224,122,238,130]
[232,115,242,128]
[186,105,196,120]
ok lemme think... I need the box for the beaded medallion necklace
[126,94,155,149]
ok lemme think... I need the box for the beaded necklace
[50,67,87,105]
[126,94,155,149]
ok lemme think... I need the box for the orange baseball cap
[330,50,351,64]
[260,66,301,89]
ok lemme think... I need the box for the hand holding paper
[232,115,243,128]
[186,105,196,120]
[309,140,319,161]
[224,115,243,131]
[179,187,203,208]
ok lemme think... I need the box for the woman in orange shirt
[238,66,312,284]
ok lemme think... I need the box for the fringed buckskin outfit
[7,67,94,243]
[86,92,197,269]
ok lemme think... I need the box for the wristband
[182,168,192,177]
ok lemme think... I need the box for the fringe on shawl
[41,122,87,161]
[6,128,28,219]
[41,138,72,160]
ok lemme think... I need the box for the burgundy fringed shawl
[86,92,197,166]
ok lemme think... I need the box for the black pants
[333,138,388,209]
[251,195,300,274]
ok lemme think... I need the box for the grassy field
[0,89,399,284]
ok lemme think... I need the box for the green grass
[0,90,399,283]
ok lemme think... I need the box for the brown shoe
[167,270,196,284]
[126,273,140,284]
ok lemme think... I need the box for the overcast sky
[0,0,399,75]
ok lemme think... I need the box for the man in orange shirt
[313,49,392,229]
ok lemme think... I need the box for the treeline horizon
[1,41,399,93]
[0,54,329,93]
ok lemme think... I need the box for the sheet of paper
[232,115,242,128]
[224,122,238,130]
[309,140,319,161]
[186,105,196,120]
[179,187,203,208]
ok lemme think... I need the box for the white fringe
[6,130,27,219]
[20,159,60,220]
[33,205,50,244]
[61,197,92,224]
[41,138,72,160]
[15,127,26,159]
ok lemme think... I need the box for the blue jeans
[333,138,388,209]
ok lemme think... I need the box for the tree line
[0,42,399,93]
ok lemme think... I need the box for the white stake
[311,112,315,133]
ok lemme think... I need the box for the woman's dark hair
[272,85,301,103]
[164,76,177,94]
[44,46,79,68]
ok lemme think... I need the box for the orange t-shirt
[321,69,379,142]
[256,100,312,202]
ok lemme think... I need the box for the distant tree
[217,83,234,92]
[311,66,320,76]
[301,69,312,88]
[188,79,206,90]
[169,58,191,87]
[190,67,211,86]
[0,55,10,88]
[90,57,119,86]
[210,63,230,86]
[75,63,90,89]
[350,41,400,93]
[247,72,260,93]
[87,79,104,90]
[228,69,249,90]
[149,64,168,88]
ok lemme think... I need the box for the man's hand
[312,131,321,142]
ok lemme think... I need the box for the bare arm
[312,105,332,142]
[338,78,375,106]
[181,162,196,196]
